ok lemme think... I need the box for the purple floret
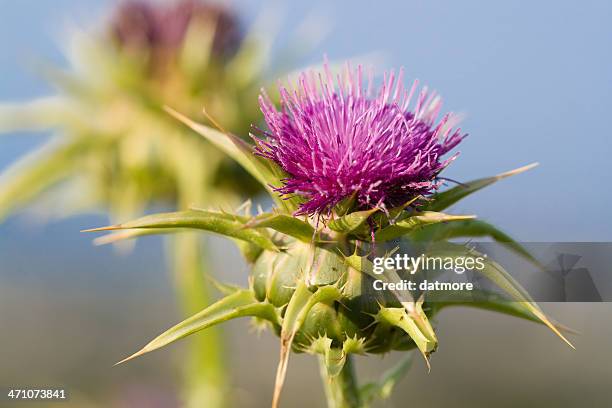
[254,63,465,216]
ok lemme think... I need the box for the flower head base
[255,63,465,216]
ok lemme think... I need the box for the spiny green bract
[250,240,436,357]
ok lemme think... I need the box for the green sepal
[84,209,280,252]
[116,289,279,365]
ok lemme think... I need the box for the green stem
[319,355,361,408]
[170,233,227,408]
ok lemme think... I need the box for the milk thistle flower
[85,61,573,408]
[255,64,465,215]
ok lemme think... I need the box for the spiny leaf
[93,225,264,264]
[0,137,98,221]
[427,243,574,348]
[328,208,378,235]
[429,290,573,333]
[83,209,280,252]
[165,107,300,213]
[93,228,182,246]
[116,289,279,365]
[166,107,261,181]
[410,219,540,266]
[0,97,77,132]
[374,211,476,242]
[245,212,315,243]
[426,163,538,212]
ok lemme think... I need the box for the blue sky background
[2,0,611,240]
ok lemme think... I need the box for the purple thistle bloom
[254,63,466,216]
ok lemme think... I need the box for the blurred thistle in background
[111,0,243,67]
[0,0,296,407]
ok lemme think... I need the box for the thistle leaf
[84,209,280,252]
[116,289,279,365]
[410,219,540,266]
[429,290,570,330]
[165,107,300,213]
[428,243,574,348]
[93,226,264,263]
[245,212,315,243]
[166,107,261,180]
[0,137,97,221]
[0,97,77,132]
[374,211,476,243]
[92,228,183,246]
[426,163,538,212]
